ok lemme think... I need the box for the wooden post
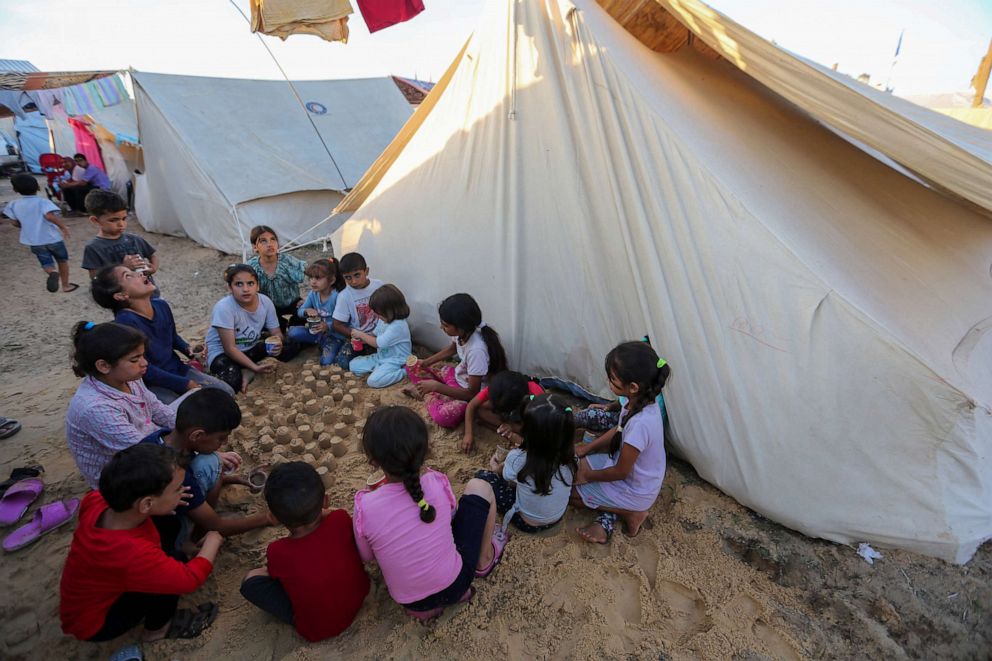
[971,38,992,108]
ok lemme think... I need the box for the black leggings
[240,575,294,625]
[275,301,306,333]
[62,184,94,212]
[87,592,178,641]
[209,340,301,392]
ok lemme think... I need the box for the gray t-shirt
[503,449,574,525]
[81,233,156,271]
[205,294,280,366]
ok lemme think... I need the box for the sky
[0,0,988,97]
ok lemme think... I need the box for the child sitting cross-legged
[475,394,577,533]
[353,406,507,621]
[241,462,370,642]
[60,443,223,643]
[141,388,273,550]
[348,284,413,388]
[286,258,349,366]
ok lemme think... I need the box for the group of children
[29,184,673,647]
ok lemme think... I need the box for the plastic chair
[38,153,67,201]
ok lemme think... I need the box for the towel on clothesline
[250,0,353,43]
[355,0,424,33]
[60,73,129,117]
[27,89,68,120]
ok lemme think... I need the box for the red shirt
[60,491,213,640]
[355,0,424,33]
[267,509,370,642]
[474,380,545,405]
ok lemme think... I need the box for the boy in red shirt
[60,444,224,642]
[240,461,369,641]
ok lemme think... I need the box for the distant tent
[333,0,992,562]
[132,72,412,255]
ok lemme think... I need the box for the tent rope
[227,0,349,189]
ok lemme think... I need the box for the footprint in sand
[635,543,658,589]
[655,580,712,641]
[753,619,802,660]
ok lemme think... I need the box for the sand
[0,175,989,660]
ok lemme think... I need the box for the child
[65,321,175,488]
[81,189,159,285]
[92,264,235,403]
[461,370,545,452]
[330,252,384,367]
[349,284,412,388]
[404,293,508,428]
[572,341,671,543]
[475,394,577,533]
[353,406,506,620]
[141,388,272,547]
[2,173,78,293]
[60,444,223,642]
[247,225,308,331]
[241,462,370,641]
[60,153,112,214]
[286,258,348,366]
[205,264,300,393]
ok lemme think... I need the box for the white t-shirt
[503,449,573,525]
[205,294,280,365]
[332,279,384,333]
[3,196,62,246]
[453,330,489,388]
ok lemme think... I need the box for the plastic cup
[494,445,509,462]
[366,470,386,490]
[351,338,364,352]
[264,337,281,356]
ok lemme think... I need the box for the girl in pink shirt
[352,406,508,620]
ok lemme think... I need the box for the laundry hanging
[68,118,105,171]
[355,0,424,33]
[249,0,353,43]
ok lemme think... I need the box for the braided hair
[361,406,437,523]
[605,341,671,455]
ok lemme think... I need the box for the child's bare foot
[576,522,610,544]
[621,511,649,537]
[402,385,423,401]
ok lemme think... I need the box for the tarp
[132,72,411,254]
[333,0,992,562]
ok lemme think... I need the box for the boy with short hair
[140,389,272,544]
[331,252,384,367]
[1,173,78,293]
[81,189,159,284]
[240,462,369,641]
[60,443,223,642]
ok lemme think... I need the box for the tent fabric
[332,0,992,562]
[249,0,352,43]
[132,72,411,254]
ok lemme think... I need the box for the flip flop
[475,524,509,578]
[2,498,79,552]
[46,272,59,292]
[165,602,218,639]
[108,644,143,661]
[62,283,80,293]
[0,465,44,496]
[405,587,474,622]
[0,418,21,439]
[0,478,43,526]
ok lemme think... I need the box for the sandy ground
[0,174,989,660]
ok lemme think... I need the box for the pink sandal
[2,498,79,552]
[405,587,474,622]
[475,524,509,578]
[0,478,44,526]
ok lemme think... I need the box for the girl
[349,284,413,388]
[65,321,175,488]
[205,264,300,394]
[475,394,577,533]
[573,341,671,544]
[286,258,348,366]
[246,225,307,332]
[353,406,507,620]
[404,293,508,428]
[461,370,545,453]
[91,264,235,403]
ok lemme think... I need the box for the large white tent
[132,72,412,255]
[333,0,992,562]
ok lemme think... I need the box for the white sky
[0,0,988,96]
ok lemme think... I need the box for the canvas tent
[332,0,992,563]
[132,72,412,255]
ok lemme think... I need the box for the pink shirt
[352,469,461,604]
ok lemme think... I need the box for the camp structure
[332,0,992,563]
[132,72,412,255]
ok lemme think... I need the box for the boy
[140,389,272,546]
[81,189,159,285]
[60,444,223,642]
[2,173,78,293]
[241,462,369,641]
[61,153,112,214]
[331,252,383,366]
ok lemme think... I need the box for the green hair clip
[564,407,572,413]
[657,357,667,369]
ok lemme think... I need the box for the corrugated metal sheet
[0,60,39,73]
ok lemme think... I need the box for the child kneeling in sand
[461,370,545,453]
[572,341,670,543]
[60,444,223,642]
[241,462,370,641]
[349,284,412,388]
[353,406,507,620]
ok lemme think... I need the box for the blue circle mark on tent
[306,102,328,115]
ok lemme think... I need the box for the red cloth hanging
[68,118,105,171]
[355,0,424,33]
